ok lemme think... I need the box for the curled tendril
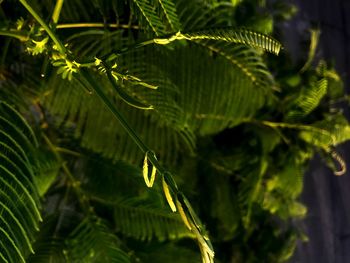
[330,150,346,176]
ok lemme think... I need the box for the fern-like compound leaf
[287,78,328,120]
[0,102,41,262]
[114,198,193,241]
[154,28,282,55]
[154,0,181,31]
[65,217,130,263]
[131,0,167,36]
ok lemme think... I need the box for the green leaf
[154,28,282,55]
[154,0,181,31]
[43,72,191,164]
[0,102,41,262]
[32,151,60,197]
[114,198,194,241]
[299,114,350,148]
[287,78,328,120]
[131,0,167,36]
[65,216,130,263]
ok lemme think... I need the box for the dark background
[283,1,350,262]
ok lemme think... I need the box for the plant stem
[55,147,81,157]
[77,67,173,178]
[19,0,66,54]
[52,0,65,24]
[0,30,28,41]
[79,39,155,67]
[56,23,139,30]
[78,70,148,152]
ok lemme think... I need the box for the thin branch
[55,147,81,157]
[79,39,155,67]
[0,30,28,41]
[52,0,65,24]
[56,23,140,30]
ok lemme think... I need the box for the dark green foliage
[0,102,41,262]
[0,0,349,262]
[137,243,201,263]
[65,216,131,262]
[27,215,67,263]
[130,0,167,36]
[113,198,194,241]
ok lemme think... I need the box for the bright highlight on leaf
[143,154,149,185]
[176,192,215,263]
[150,165,156,186]
[162,176,177,212]
[142,152,157,187]
[176,200,192,231]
